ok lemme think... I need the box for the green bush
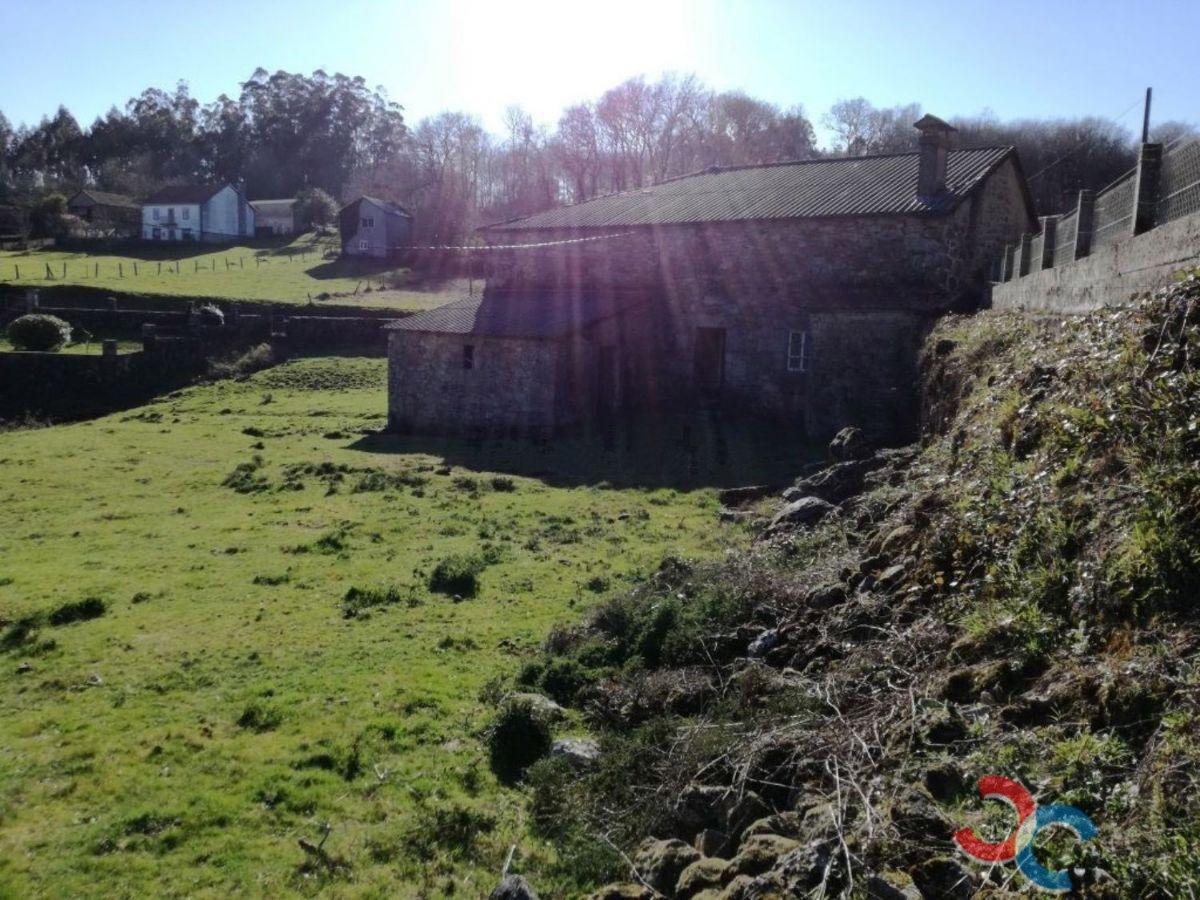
[486,697,553,783]
[429,553,485,596]
[6,314,72,351]
[47,597,106,626]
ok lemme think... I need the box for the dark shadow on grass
[347,412,822,491]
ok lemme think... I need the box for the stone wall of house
[387,331,562,436]
[469,163,1031,442]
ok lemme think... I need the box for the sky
[2,0,1197,145]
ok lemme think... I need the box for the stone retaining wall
[989,210,1200,313]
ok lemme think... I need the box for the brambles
[6,314,72,351]
[428,553,486,597]
[47,597,106,626]
[236,701,283,733]
[486,697,553,784]
[341,584,420,618]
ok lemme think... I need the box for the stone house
[66,189,140,235]
[141,184,255,242]
[339,196,413,258]
[249,198,297,235]
[386,116,1036,441]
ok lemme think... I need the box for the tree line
[0,69,1193,243]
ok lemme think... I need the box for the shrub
[429,553,485,597]
[490,476,517,492]
[487,697,553,783]
[341,584,419,618]
[236,701,283,732]
[6,314,72,351]
[48,597,106,626]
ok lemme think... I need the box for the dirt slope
[508,272,1200,898]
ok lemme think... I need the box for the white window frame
[361,216,374,228]
[182,208,190,220]
[786,330,809,373]
[167,207,175,220]
[152,208,160,220]
[358,240,368,251]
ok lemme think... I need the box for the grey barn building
[387,117,1036,441]
[339,196,414,258]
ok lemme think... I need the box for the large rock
[889,786,950,841]
[829,426,871,462]
[769,496,835,531]
[727,834,800,877]
[750,840,837,895]
[550,737,600,771]
[717,485,776,508]
[676,857,731,897]
[633,838,702,893]
[506,692,566,722]
[489,874,539,899]
[793,457,884,504]
[586,885,653,900]
[865,871,922,899]
[910,857,977,900]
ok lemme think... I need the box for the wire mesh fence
[1091,169,1137,249]
[1054,210,1078,264]
[1027,232,1044,273]
[1158,138,1200,225]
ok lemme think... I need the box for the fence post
[1017,233,1033,277]
[1132,142,1164,236]
[1073,190,1096,260]
[1002,244,1016,281]
[1039,216,1058,269]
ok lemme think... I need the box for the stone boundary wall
[0,292,405,355]
[989,208,1200,313]
[0,284,404,319]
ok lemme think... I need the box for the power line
[1026,94,1147,184]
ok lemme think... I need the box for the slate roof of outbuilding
[143,184,229,205]
[249,198,296,216]
[385,291,643,339]
[484,146,1015,231]
[343,196,412,218]
[71,190,138,209]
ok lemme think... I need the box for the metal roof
[341,196,412,219]
[143,184,229,205]
[385,290,643,339]
[248,198,296,216]
[70,190,138,209]
[485,147,1014,231]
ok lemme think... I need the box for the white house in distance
[339,196,413,258]
[249,198,297,236]
[141,184,255,242]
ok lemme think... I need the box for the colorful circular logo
[953,776,1097,893]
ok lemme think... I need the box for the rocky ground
[487,272,1200,898]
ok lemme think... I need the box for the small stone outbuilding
[387,116,1036,442]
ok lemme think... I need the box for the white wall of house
[141,186,254,242]
[142,203,201,241]
[202,186,242,241]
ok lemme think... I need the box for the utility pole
[1142,87,1153,144]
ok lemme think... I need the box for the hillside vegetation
[515,274,1200,897]
[0,358,792,897]
[0,233,456,309]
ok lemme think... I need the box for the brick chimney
[914,114,956,197]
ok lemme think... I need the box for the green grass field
[0,233,464,309]
[0,358,769,898]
